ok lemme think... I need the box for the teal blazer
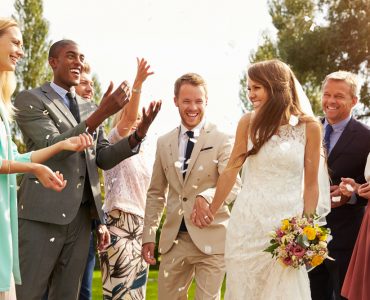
[0,102,31,291]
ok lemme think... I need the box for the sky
[1,0,275,156]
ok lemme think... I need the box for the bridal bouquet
[264,215,330,269]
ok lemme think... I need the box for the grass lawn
[92,268,225,299]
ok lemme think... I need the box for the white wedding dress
[225,123,312,300]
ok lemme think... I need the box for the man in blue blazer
[309,71,370,300]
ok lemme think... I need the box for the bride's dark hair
[247,59,314,157]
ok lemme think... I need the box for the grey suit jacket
[14,82,137,225]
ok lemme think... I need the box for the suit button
[183,197,187,202]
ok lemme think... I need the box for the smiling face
[75,72,94,100]
[247,77,269,112]
[0,25,24,72]
[174,83,207,130]
[322,79,357,124]
[49,42,84,90]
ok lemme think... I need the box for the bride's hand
[190,196,214,229]
[62,133,94,152]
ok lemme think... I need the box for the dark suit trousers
[309,249,352,300]
[16,202,91,300]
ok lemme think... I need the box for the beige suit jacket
[143,122,241,255]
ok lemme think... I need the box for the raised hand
[142,242,156,265]
[86,80,131,133]
[33,165,67,192]
[135,100,162,139]
[134,57,154,85]
[63,133,93,152]
[190,196,214,229]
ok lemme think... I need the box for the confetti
[34,180,39,184]
[189,138,197,144]
[178,209,184,215]
[163,270,169,278]
[289,115,299,126]
[198,165,204,171]
[332,196,341,202]
[50,237,55,242]
[304,16,311,22]
[213,160,218,164]
[158,196,165,200]
[21,205,24,210]
[345,184,354,192]
[76,183,82,189]
[309,23,316,31]
[192,185,198,189]
[178,286,186,292]
[29,105,33,109]
[43,110,49,115]
[174,161,182,168]
[45,135,50,140]
[204,245,212,254]
[193,129,200,137]
[62,213,66,218]
[173,240,179,244]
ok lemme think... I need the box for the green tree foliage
[242,0,370,117]
[12,0,52,152]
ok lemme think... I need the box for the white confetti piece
[43,110,49,115]
[289,115,299,126]
[192,185,198,189]
[178,209,184,215]
[164,270,169,278]
[204,245,212,254]
[189,138,197,144]
[185,159,191,164]
[62,213,66,218]
[198,165,204,171]
[304,16,311,22]
[178,286,186,292]
[21,205,24,210]
[76,183,82,189]
[174,161,182,168]
[34,180,39,184]
[45,135,50,140]
[173,240,179,244]
[332,196,341,202]
[310,23,316,31]
[180,260,185,266]
[58,119,62,123]
[193,129,200,137]
[50,237,55,242]
[213,160,218,164]
[111,178,117,183]
[29,105,33,109]
[345,184,354,192]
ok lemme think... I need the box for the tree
[242,0,370,117]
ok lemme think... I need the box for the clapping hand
[190,196,214,229]
[63,133,93,152]
[97,225,111,251]
[33,165,67,192]
[339,177,359,197]
[135,100,162,139]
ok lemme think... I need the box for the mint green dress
[0,102,32,291]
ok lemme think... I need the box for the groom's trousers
[158,232,225,300]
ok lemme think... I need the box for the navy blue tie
[324,124,333,154]
[66,92,81,123]
[183,131,194,179]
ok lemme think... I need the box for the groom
[142,73,241,299]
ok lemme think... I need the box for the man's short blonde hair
[322,71,359,98]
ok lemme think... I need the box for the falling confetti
[178,209,184,215]
[163,270,169,278]
[43,110,49,115]
[21,205,24,210]
[213,160,218,164]
[189,138,197,144]
[50,237,55,243]
[45,135,50,140]
[193,129,200,137]
[345,184,354,192]
[204,245,212,254]
[34,180,39,184]
[198,165,204,171]
[174,161,182,168]
[192,185,198,189]
[173,240,179,244]
[178,286,186,292]
[77,183,82,189]
[332,196,341,202]
[62,213,66,218]
[309,23,316,31]
[304,16,311,22]
[29,105,33,109]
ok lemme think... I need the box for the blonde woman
[100,58,155,300]
[0,18,92,299]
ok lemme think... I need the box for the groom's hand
[191,196,214,229]
[142,242,156,265]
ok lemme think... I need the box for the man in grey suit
[14,40,161,300]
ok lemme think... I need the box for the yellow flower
[303,227,316,240]
[311,255,324,267]
[281,219,290,231]
[319,234,327,241]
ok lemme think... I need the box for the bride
[192,59,330,299]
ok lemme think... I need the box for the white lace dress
[225,123,312,300]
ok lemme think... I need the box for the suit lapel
[168,127,184,184]
[183,123,211,183]
[41,83,78,126]
[328,118,356,165]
